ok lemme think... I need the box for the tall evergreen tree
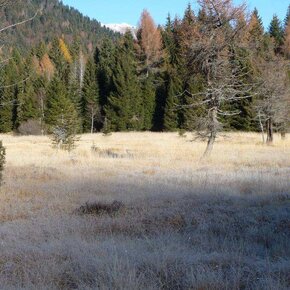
[163,68,182,131]
[95,38,116,109]
[17,56,39,126]
[269,14,284,54]
[0,51,22,132]
[105,33,143,131]
[45,75,79,131]
[247,8,264,52]
[49,38,70,83]
[81,58,100,133]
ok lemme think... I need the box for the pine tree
[81,58,100,133]
[95,38,116,112]
[160,16,185,131]
[269,14,284,54]
[0,56,20,132]
[247,8,264,52]
[49,38,70,83]
[179,3,197,54]
[222,47,257,131]
[45,75,80,149]
[17,56,39,126]
[17,80,39,124]
[163,68,181,131]
[181,74,205,131]
[35,42,47,59]
[105,33,143,131]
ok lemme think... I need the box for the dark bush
[76,201,125,217]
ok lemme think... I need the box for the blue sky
[62,0,289,29]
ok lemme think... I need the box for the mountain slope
[0,0,118,55]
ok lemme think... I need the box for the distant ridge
[0,0,118,54]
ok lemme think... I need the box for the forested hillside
[0,0,117,54]
[0,1,289,146]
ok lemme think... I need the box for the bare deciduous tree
[255,57,290,144]
[138,9,163,76]
[182,0,255,157]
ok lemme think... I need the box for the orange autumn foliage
[139,10,162,70]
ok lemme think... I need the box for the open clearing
[0,132,289,289]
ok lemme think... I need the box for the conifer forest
[1,1,289,142]
[0,0,289,289]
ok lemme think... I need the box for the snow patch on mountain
[103,23,137,36]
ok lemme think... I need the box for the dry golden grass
[0,132,289,289]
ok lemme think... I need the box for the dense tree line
[0,1,289,147]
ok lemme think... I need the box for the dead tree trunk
[203,107,218,157]
[266,118,273,144]
[258,111,265,144]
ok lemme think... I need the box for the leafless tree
[137,9,163,77]
[181,0,255,157]
[254,57,290,144]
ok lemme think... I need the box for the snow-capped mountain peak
[103,23,137,35]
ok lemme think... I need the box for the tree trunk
[79,51,85,89]
[91,109,94,134]
[258,111,265,144]
[266,118,273,144]
[203,107,218,157]
[281,123,286,140]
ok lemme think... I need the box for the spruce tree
[17,80,39,124]
[95,38,116,109]
[45,75,80,150]
[163,68,182,131]
[17,56,39,127]
[0,57,19,132]
[105,33,143,131]
[181,74,205,131]
[247,8,264,52]
[81,58,100,133]
[269,14,284,54]
[221,47,256,131]
[49,38,70,83]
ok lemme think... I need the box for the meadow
[0,132,289,289]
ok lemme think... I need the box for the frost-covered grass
[0,132,289,289]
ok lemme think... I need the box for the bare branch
[0,11,39,34]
